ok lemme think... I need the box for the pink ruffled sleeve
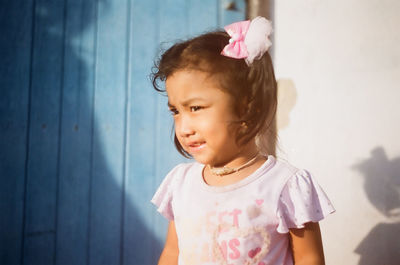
[276,169,335,233]
[151,164,183,221]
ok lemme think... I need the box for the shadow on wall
[352,147,400,265]
[276,79,297,131]
[0,1,161,264]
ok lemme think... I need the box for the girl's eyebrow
[179,97,208,107]
[167,97,208,108]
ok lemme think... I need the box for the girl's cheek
[173,115,180,126]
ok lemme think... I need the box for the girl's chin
[193,157,227,167]
[189,154,213,165]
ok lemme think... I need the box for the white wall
[273,0,400,264]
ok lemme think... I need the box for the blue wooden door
[0,1,245,264]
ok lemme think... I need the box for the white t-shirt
[152,156,335,265]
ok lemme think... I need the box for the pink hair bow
[221,17,273,65]
[221,20,251,59]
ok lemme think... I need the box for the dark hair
[151,31,277,157]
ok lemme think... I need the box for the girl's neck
[202,141,267,187]
[211,140,259,168]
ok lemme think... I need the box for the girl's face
[166,70,244,167]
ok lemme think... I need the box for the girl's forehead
[166,70,218,92]
[167,69,211,84]
[166,70,233,104]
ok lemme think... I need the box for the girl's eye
[169,108,179,115]
[190,106,202,112]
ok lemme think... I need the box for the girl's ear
[239,121,248,134]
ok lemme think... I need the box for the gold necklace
[208,154,260,176]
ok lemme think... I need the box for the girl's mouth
[187,142,206,153]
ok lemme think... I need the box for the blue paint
[23,0,66,264]
[56,0,97,264]
[0,2,34,264]
[0,0,245,264]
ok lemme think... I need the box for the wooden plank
[0,1,33,264]
[219,0,246,26]
[122,0,161,264]
[22,0,66,264]
[159,0,188,42]
[88,0,128,264]
[55,0,97,264]
[188,0,219,36]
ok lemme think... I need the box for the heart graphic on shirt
[212,224,271,265]
[255,199,264,206]
[248,247,261,258]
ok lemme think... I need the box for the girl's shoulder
[165,161,201,180]
[269,156,321,186]
[258,156,303,188]
[269,157,299,176]
[269,157,328,200]
[151,162,201,220]
[271,158,336,233]
[154,162,201,193]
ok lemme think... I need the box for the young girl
[151,17,335,265]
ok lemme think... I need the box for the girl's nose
[176,115,195,137]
